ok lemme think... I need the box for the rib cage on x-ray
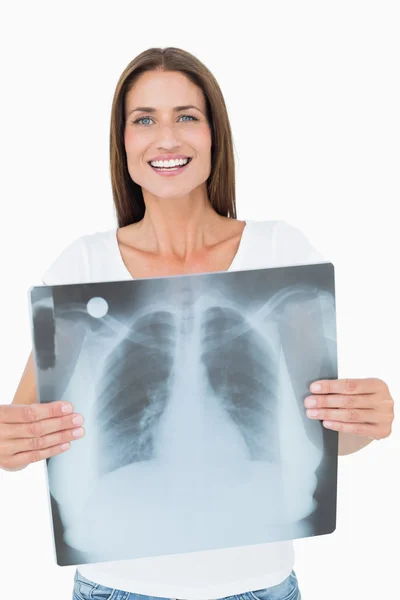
[94,283,331,479]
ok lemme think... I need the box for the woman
[2,47,394,600]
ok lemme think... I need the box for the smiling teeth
[150,158,189,168]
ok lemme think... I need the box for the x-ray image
[29,262,338,566]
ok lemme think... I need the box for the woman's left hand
[304,378,394,440]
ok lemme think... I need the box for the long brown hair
[110,47,237,227]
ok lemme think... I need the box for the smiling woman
[7,44,393,600]
[109,48,237,228]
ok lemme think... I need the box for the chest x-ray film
[29,262,338,566]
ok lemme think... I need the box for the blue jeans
[72,569,301,600]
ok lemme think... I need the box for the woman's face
[124,70,212,199]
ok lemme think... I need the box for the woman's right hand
[0,401,85,472]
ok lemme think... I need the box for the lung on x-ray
[29,262,338,566]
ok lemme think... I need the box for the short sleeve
[40,236,88,286]
[274,220,326,265]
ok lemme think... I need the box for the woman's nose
[156,124,182,144]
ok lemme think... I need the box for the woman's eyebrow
[127,105,202,116]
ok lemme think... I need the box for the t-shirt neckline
[113,220,250,280]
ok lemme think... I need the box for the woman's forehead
[125,71,205,112]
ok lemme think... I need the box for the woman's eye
[133,115,198,126]
[135,116,153,126]
[179,115,198,122]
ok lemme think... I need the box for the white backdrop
[0,1,399,599]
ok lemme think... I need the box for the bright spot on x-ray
[87,297,109,318]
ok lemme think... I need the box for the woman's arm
[338,432,373,455]
[12,352,38,405]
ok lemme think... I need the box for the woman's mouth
[148,157,192,176]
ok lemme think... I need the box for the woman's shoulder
[246,218,306,234]
[246,219,326,263]
[40,228,117,286]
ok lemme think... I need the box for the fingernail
[305,397,317,407]
[62,404,73,413]
[307,409,319,417]
[72,415,84,426]
[72,427,84,438]
[310,383,321,392]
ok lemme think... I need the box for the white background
[0,1,399,599]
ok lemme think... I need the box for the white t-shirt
[39,219,325,599]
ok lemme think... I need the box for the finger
[1,426,86,455]
[0,413,84,441]
[0,401,74,424]
[306,407,388,425]
[310,378,386,395]
[5,441,73,470]
[305,393,377,410]
[322,420,390,439]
